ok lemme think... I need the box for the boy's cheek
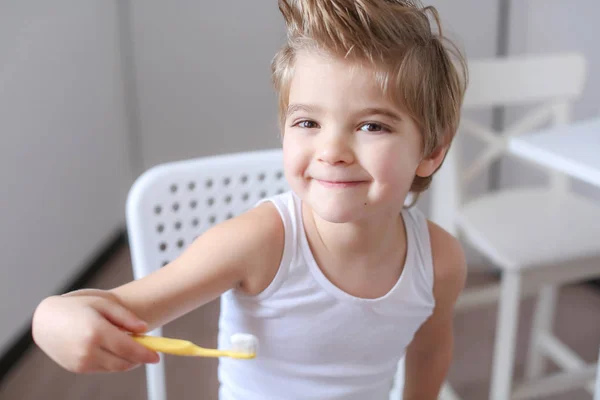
[283,147,309,185]
[283,135,312,164]
[369,155,418,189]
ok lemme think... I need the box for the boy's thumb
[95,299,149,333]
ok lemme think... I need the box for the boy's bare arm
[33,203,284,373]
[108,202,285,330]
[403,221,466,400]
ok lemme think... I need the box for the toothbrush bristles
[230,333,258,355]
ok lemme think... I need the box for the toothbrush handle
[131,335,227,357]
[130,335,194,355]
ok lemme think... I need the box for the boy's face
[282,50,428,223]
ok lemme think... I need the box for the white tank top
[217,191,435,400]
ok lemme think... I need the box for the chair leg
[525,284,558,380]
[439,381,462,400]
[145,327,167,400]
[490,270,522,400]
[388,357,404,400]
[388,359,462,400]
[146,362,167,400]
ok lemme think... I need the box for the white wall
[428,0,500,59]
[508,0,600,120]
[128,1,286,169]
[0,1,132,354]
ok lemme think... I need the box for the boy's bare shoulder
[221,201,285,295]
[220,201,284,244]
[427,220,467,305]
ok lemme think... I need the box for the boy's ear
[416,146,448,178]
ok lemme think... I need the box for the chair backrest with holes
[126,148,288,280]
[430,52,587,234]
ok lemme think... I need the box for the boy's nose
[317,133,354,166]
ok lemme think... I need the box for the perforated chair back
[125,148,287,400]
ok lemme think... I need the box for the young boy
[33,1,468,399]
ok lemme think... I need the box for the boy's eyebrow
[358,107,403,123]
[286,104,403,123]
[286,103,320,118]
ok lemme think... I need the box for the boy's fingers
[98,348,138,372]
[102,327,160,365]
[94,299,148,334]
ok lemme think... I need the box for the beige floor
[1,246,598,400]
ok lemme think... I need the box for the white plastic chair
[431,52,600,399]
[126,149,289,400]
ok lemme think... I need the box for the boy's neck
[301,202,407,267]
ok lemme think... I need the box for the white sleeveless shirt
[217,191,435,400]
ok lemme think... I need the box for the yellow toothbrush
[132,333,258,359]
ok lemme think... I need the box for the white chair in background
[431,52,600,399]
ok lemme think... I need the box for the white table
[509,117,600,400]
[509,117,600,187]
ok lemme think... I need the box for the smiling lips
[314,179,368,188]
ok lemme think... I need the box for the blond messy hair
[271,0,467,194]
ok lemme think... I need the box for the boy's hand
[32,293,160,373]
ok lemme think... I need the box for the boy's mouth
[314,179,367,189]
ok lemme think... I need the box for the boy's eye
[294,120,319,129]
[359,122,387,133]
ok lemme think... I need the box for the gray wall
[0,1,132,353]
[128,1,286,169]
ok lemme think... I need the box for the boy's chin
[302,191,407,224]
[308,201,369,224]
